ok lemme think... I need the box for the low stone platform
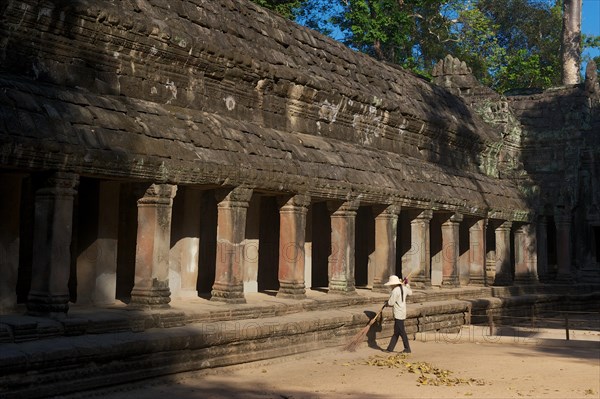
[1,285,598,399]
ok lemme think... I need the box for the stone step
[0,285,598,399]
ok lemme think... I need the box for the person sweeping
[383,274,412,354]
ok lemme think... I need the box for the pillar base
[410,276,431,289]
[555,273,574,284]
[467,277,486,286]
[493,274,513,286]
[328,279,356,295]
[277,281,306,300]
[175,289,200,299]
[211,282,246,304]
[130,279,171,309]
[441,277,460,288]
[26,292,70,317]
[514,274,539,285]
[371,283,388,293]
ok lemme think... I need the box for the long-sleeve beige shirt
[387,284,412,320]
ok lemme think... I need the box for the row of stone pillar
[0,172,575,315]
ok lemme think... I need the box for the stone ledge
[1,287,598,398]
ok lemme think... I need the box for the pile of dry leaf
[361,354,487,387]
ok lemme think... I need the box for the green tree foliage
[250,0,305,19]
[331,0,460,72]
[583,33,600,75]
[451,0,563,92]
[251,0,600,92]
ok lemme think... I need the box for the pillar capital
[137,183,177,205]
[496,220,513,231]
[215,186,253,207]
[36,171,79,196]
[373,203,401,217]
[278,193,311,210]
[442,212,463,224]
[554,206,572,224]
[468,217,488,230]
[412,209,433,221]
[328,199,360,215]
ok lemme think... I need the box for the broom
[342,271,414,352]
[342,303,386,352]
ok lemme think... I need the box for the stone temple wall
[507,63,600,279]
[434,54,600,281]
[0,0,528,217]
[0,0,598,317]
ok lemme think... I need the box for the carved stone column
[130,184,177,308]
[169,188,202,298]
[555,209,573,283]
[0,174,22,312]
[27,172,79,317]
[536,216,549,282]
[372,204,401,293]
[441,213,462,287]
[95,182,120,304]
[514,223,539,284]
[211,187,253,303]
[409,209,433,288]
[328,200,360,295]
[493,221,513,286]
[277,194,310,299]
[468,218,487,286]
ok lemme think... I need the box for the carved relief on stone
[585,60,598,95]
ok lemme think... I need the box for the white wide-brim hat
[384,275,402,286]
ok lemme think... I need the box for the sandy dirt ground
[64,327,600,399]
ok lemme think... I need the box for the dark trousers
[386,318,410,352]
